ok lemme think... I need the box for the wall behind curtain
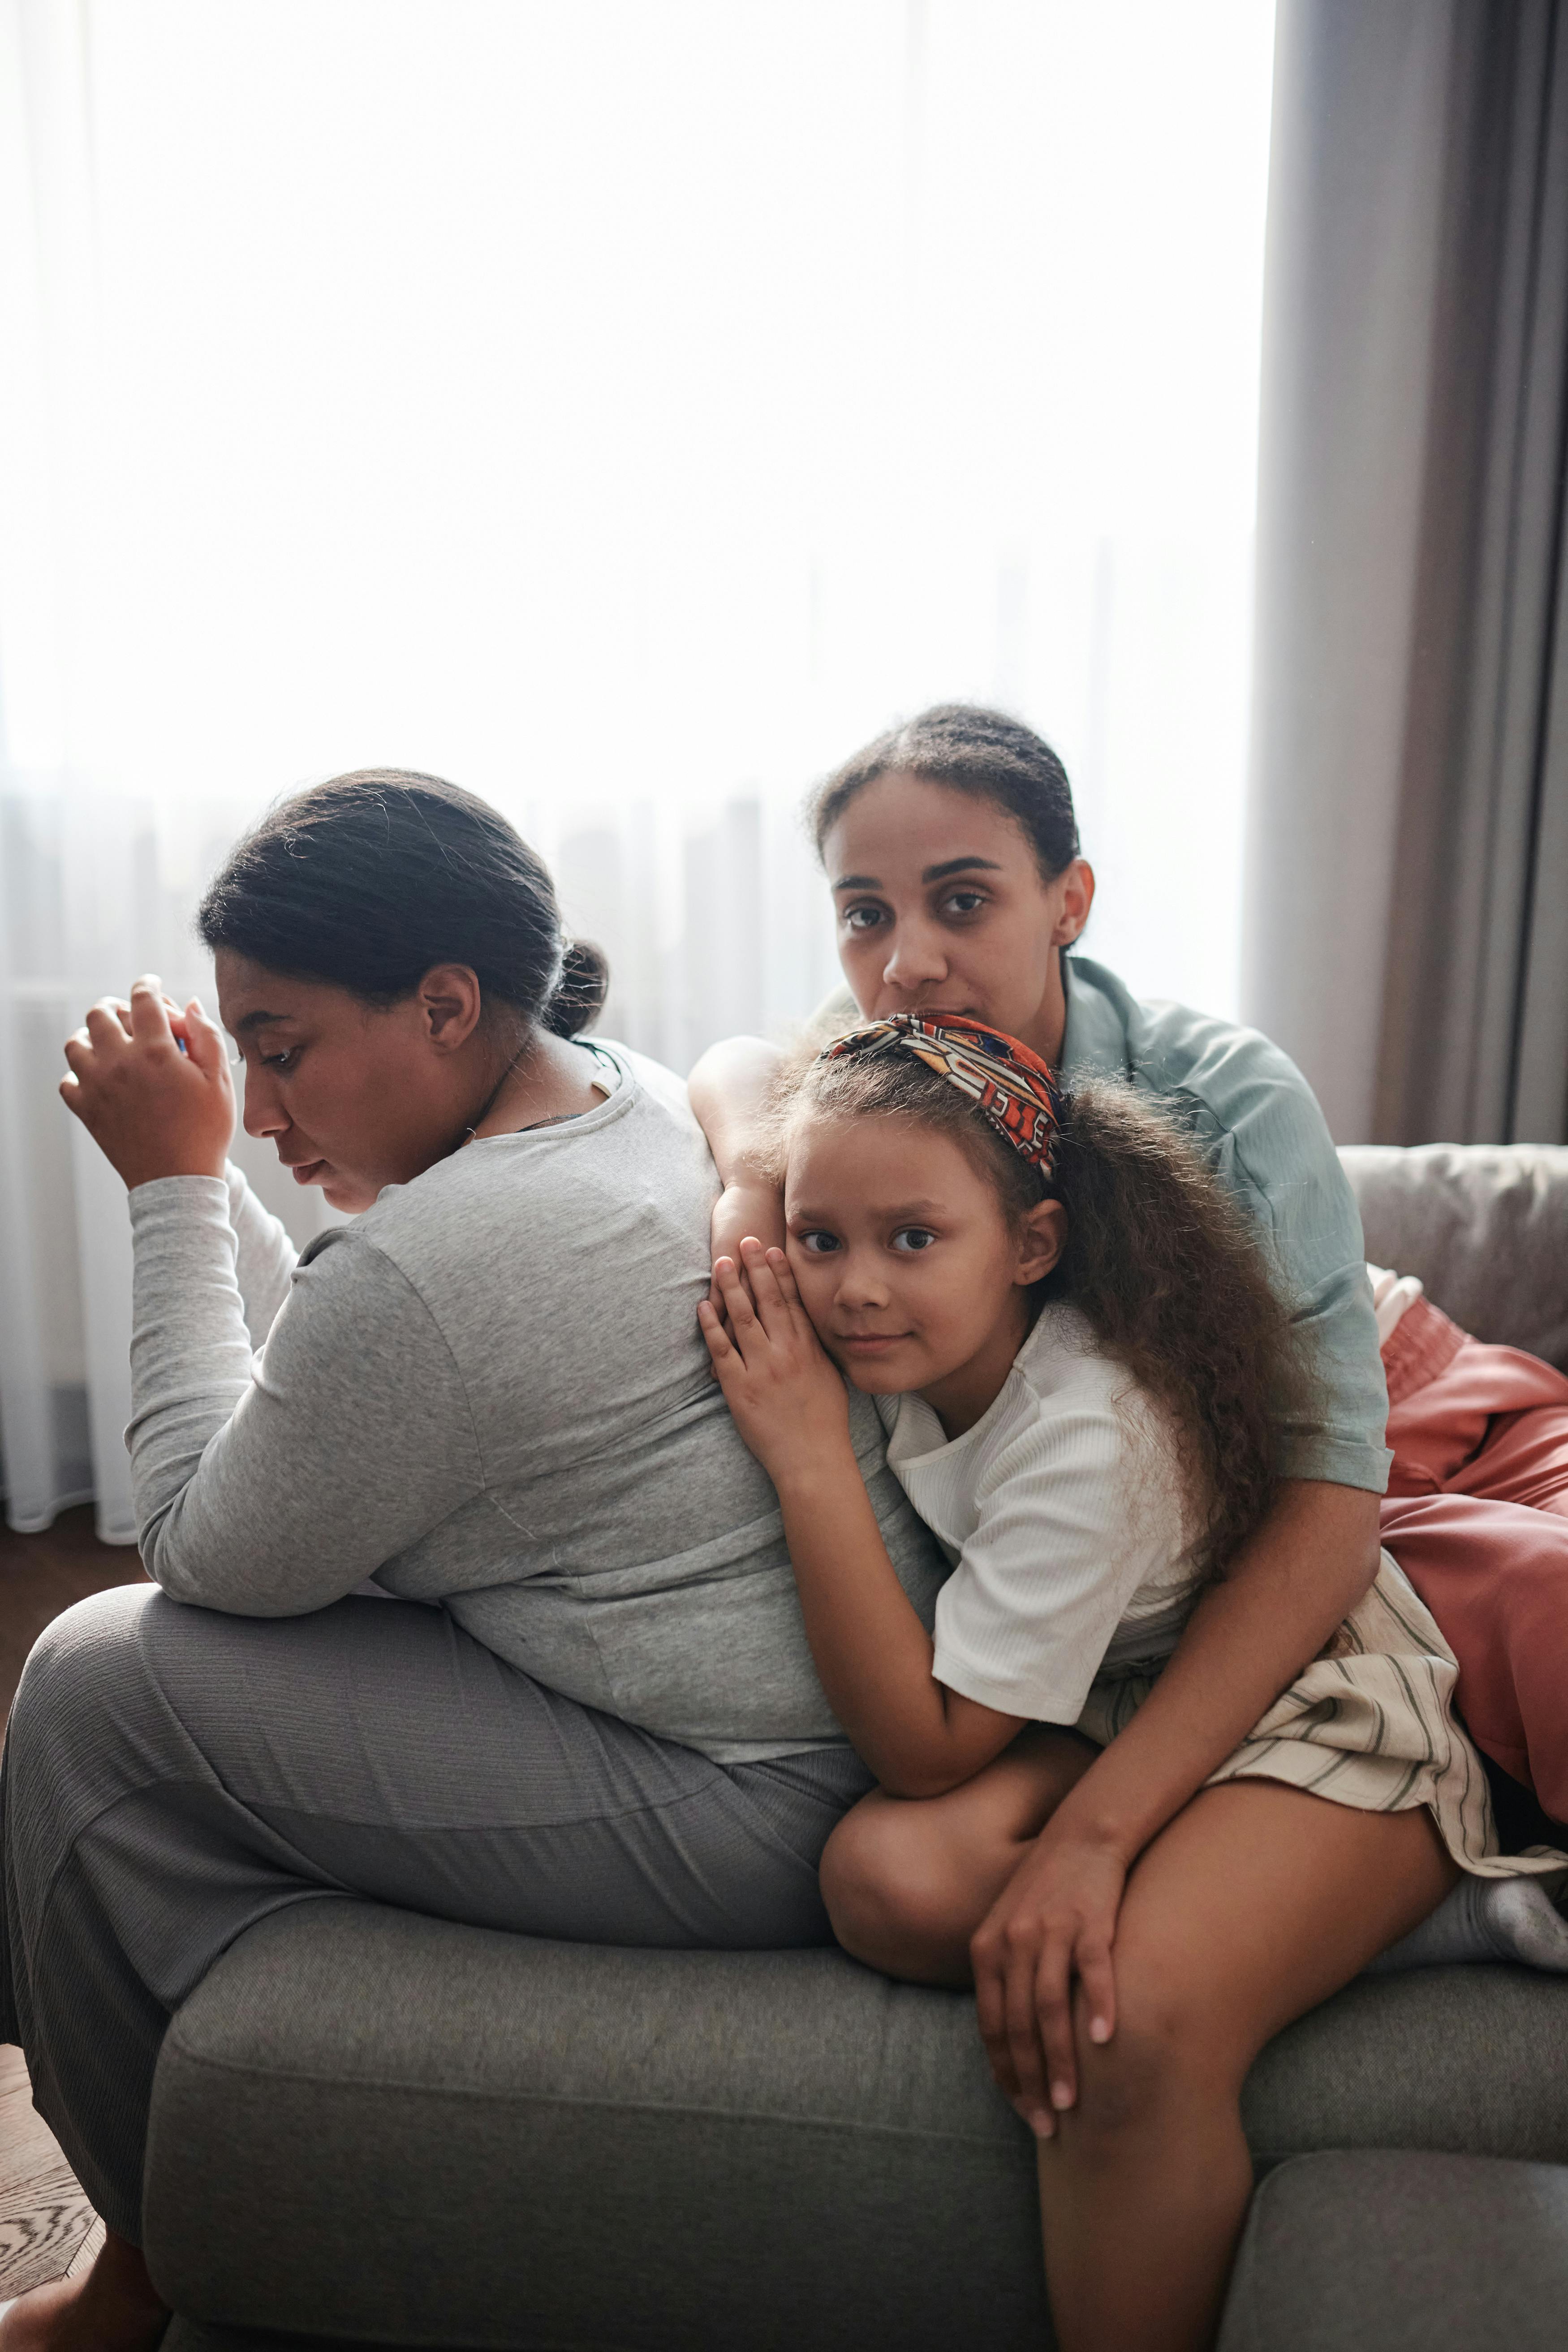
[1245,0,1568,1145]
[0,0,1275,1538]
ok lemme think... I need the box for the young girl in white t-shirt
[698,1010,1554,2352]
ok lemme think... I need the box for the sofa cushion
[1340,1144,1568,1368]
[1217,2148,1568,2350]
[143,1898,1568,2352]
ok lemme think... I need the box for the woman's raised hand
[969,1818,1127,2139]
[698,1240,851,1485]
[61,975,236,1189]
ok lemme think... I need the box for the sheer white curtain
[0,0,1275,1540]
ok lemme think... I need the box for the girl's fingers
[978,2018,1021,2107]
[712,1257,764,1361]
[973,1921,1027,2105]
[696,1299,734,1363]
[1034,1942,1078,2119]
[713,1256,755,1318]
[1004,1944,1054,2135]
[738,1239,793,1338]
[762,1245,814,1335]
[1076,1938,1117,2052]
[763,1245,801,1300]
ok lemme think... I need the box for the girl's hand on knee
[969,1828,1126,2137]
[698,1241,851,1483]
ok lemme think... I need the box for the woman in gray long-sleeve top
[0,769,945,2351]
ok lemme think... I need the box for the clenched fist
[61,974,235,1190]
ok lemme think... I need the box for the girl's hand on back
[969,1819,1126,2137]
[698,1240,853,1487]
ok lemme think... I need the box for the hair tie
[820,1012,1065,1177]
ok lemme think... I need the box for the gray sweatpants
[0,1584,872,2242]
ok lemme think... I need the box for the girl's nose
[835,1252,892,1311]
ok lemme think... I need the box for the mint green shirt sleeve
[1061,958,1391,1495]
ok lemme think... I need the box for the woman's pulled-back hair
[778,1049,1307,1582]
[806,704,1080,881]
[196,769,608,1039]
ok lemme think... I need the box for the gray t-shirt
[126,1042,947,1762]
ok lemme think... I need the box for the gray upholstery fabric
[1218,2149,1568,2351]
[163,2332,367,2352]
[1339,1142,1568,1367]
[144,1899,1568,2352]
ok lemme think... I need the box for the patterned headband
[819,1012,1066,1178]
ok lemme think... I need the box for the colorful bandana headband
[820,1012,1066,1178]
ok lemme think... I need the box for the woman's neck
[467,1029,606,1142]
[1021,949,1069,1068]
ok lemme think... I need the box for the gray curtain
[1243,0,1568,1145]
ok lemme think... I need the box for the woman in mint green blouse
[691,702,1412,2352]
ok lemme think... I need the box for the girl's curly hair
[775,1050,1312,1582]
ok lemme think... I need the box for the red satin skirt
[1377,1295,1568,1819]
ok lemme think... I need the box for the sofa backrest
[1339,1144,1568,1370]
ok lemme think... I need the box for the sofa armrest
[1218,2150,1568,2351]
[1339,1144,1568,1368]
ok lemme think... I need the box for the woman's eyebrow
[830,855,1003,892]
[921,856,1004,883]
[232,1009,292,1035]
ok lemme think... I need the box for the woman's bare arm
[1042,1479,1378,1862]
[687,1034,789,1269]
[686,1034,781,1178]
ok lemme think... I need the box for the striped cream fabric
[1077,1554,1568,1882]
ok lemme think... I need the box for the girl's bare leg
[1038,1783,1458,2352]
[0,2230,168,2352]
[820,1725,1099,1982]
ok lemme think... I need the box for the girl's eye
[940,890,987,918]
[796,1230,841,1255]
[891,1226,939,1254]
[841,903,887,934]
[261,1048,298,1072]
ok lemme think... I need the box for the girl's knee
[819,1805,973,1978]
[1068,1966,1243,2150]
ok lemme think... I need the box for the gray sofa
[142,1145,1568,2352]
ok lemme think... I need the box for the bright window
[9,0,1275,1055]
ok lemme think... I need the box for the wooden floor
[0,1508,147,2299]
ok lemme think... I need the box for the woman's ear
[1015,1197,1068,1286]
[417,965,485,1053]
[1051,858,1095,948]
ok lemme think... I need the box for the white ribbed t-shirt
[879,1304,1203,1726]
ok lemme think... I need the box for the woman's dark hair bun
[544,939,610,1038]
[196,768,611,1039]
